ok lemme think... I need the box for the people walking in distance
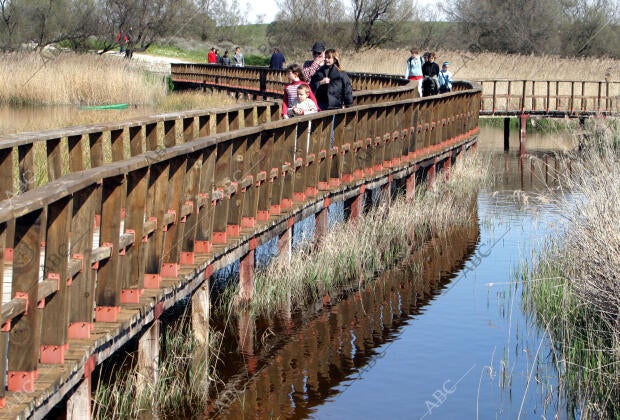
[405,48,424,97]
[116,29,128,54]
[438,61,453,93]
[220,50,232,66]
[303,42,326,82]
[269,47,286,69]
[422,52,440,96]
[208,47,217,63]
[290,85,318,117]
[233,47,244,67]
[215,49,221,64]
[310,48,353,110]
[281,63,318,119]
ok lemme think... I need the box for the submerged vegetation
[522,118,620,418]
[219,150,491,317]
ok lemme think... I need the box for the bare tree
[442,0,564,54]
[350,0,413,51]
[267,0,348,54]
[560,0,619,57]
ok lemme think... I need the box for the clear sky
[247,0,437,24]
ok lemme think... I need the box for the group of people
[281,42,353,119]
[405,49,453,96]
[208,46,245,67]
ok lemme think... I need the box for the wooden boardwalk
[0,67,481,418]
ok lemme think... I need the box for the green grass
[479,116,579,133]
[146,44,209,62]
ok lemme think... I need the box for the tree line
[0,0,617,59]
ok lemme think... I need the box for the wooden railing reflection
[214,205,479,418]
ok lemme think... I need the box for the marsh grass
[217,150,492,316]
[522,118,620,417]
[0,52,167,106]
[92,313,222,419]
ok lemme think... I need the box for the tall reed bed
[339,49,619,82]
[521,118,620,418]
[93,312,221,419]
[0,52,167,106]
[231,150,492,316]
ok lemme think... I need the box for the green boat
[79,103,129,110]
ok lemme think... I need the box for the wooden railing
[0,70,481,417]
[170,63,416,104]
[478,79,619,116]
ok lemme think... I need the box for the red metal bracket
[144,274,161,289]
[68,322,93,339]
[95,306,121,323]
[40,343,69,364]
[7,371,37,392]
[1,321,11,332]
[120,288,144,304]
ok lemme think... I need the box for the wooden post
[239,249,255,302]
[66,379,91,420]
[427,159,437,185]
[192,280,211,393]
[315,198,329,240]
[278,218,293,265]
[345,186,365,220]
[8,209,46,392]
[380,176,392,207]
[503,117,510,152]
[406,168,417,201]
[136,320,160,398]
[519,113,529,157]
[442,152,452,180]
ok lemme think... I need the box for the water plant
[217,149,491,317]
[521,117,620,418]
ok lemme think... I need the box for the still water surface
[210,126,578,419]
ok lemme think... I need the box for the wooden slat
[68,185,97,329]
[161,156,187,268]
[95,175,124,308]
[123,168,148,290]
[40,196,73,351]
[9,209,45,377]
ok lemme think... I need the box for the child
[282,63,319,119]
[290,84,318,116]
[438,61,453,93]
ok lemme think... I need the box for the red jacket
[208,51,217,63]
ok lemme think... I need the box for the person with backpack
[422,52,441,96]
[405,48,424,97]
[438,61,453,93]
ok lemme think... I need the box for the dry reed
[339,49,620,82]
[522,118,620,418]
[243,149,491,316]
[0,51,167,106]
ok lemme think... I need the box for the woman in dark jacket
[310,49,353,110]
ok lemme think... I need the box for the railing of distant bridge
[478,79,619,116]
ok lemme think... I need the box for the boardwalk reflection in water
[209,204,480,418]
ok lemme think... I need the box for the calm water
[209,125,578,419]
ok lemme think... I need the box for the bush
[244,54,270,66]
